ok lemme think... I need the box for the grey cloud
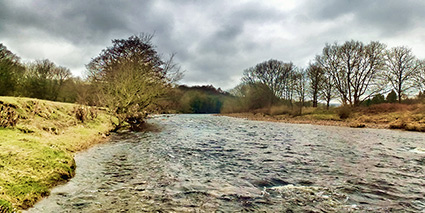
[303,0,425,36]
[1,0,425,90]
[0,0,160,45]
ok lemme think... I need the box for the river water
[27,114,425,212]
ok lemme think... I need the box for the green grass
[0,97,113,211]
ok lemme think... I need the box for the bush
[338,106,352,119]
[0,104,18,127]
[74,106,97,123]
[389,119,407,129]
[363,103,411,114]
[74,106,88,123]
[269,105,292,115]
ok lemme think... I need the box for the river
[27,114,425,212]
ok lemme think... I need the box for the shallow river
[28,114,425,212]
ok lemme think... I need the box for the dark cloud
[1,0,425,89]
[304,0,425,36]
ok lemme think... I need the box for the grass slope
[0,97,113,211]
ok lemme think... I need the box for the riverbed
[27,114,425,212]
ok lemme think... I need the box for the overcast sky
[2,0,425,90]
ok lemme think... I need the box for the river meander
[27,114,425,212]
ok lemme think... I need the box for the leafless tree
[320,71,335,110]
[306,63,325,107]
[242,59,295,100]
[417,60,425,90]
[293,68,308,114]
[384,46,420,103]
[316,40,386,106]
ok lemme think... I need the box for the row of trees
[0,43,83,102]
[316,41,425,106]
[228,40,425,113]
[1,34,183,131]
[153,85,228,114]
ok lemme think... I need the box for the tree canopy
[242,59,295,99]
[87,34,181,130]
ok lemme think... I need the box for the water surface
[28,114,425,212]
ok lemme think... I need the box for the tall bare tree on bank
[242,59,295,101]
[293,68,308,114]
[384,46,420,103]
[316,40,386,106]
[417,60,425,90]
[306,63,325,107]
[87,34,182,130]
[321,71,334,110]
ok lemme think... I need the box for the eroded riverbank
[28,114,425,212]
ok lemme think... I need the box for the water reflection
[28,114,425,212]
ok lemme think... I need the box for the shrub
[363,103,411,114]
[338,106,352,119]
[389,119,407,129]
[350,122,366,128]
[0,105,19,127]
[89,107,98,119]
[269,105,292,116]
[74,106,98,123]
[74,106,88,123]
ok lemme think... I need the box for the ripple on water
[27,114,425,212]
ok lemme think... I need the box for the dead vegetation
[223,103,425,132]
[0,103,18,127]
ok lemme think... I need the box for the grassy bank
[0,97,113,211]
[222,103,425,131]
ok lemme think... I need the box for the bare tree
[316,40,386,106]
[293,68,308,114]
[242,59,295,100]
[384,46,420,103]
[306,63,325,107]
[163,53,184,84]
[320,71,335,110]
[417,60,425,90]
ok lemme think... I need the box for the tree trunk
[326,99,330,110]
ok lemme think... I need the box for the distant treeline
[0,43,84,103]
[3,38,425,118]
[153,85,230,114]
[220,40,425,115]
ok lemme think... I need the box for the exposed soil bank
[0,97,113,211]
